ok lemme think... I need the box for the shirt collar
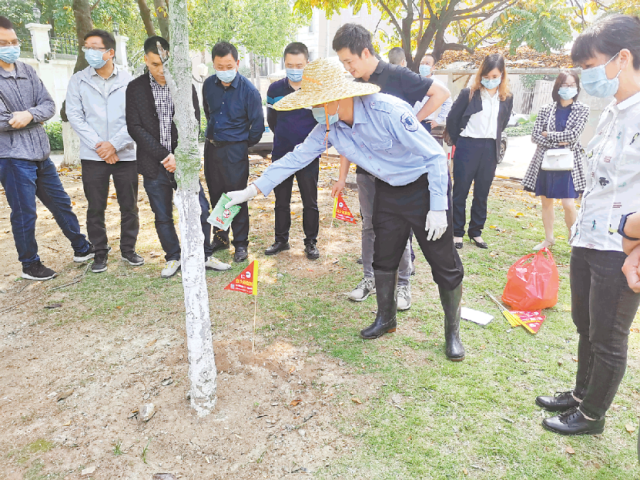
[90,64,118,80]
[352,96,369,125]
[149,71,167,87]
[0,61,25,78]
[615,91,640,111]
[216,72,240,88]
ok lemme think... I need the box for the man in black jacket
[126,36,230,278]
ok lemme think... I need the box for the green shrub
[504,123,534,137]
[45,121,63,151]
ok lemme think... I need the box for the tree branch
[453,0,510,17]
[375,0,403,34]
[90,0,101,11]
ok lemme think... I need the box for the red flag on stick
[333,193,356,224]
[225,260,259,296]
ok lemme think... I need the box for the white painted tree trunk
[162,0,217,415]
[61,121,80,167]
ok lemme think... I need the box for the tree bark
[71,0,93,74]
[162,0,217,416]
[153,0,171,40]
[137,0,156,37]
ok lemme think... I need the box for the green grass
[47,187,640,479]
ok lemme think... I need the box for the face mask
[558,86,578,100]
[85,49,107,69]
[217,68,237,83]
[419,64,431,77]
[286,68,303,83]
[0,46,20,64]
[581,52,621,98]
[312,105,340,125]
[481,76,502,90]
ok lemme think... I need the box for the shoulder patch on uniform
[400,112,419,132]
[370,100,394,114]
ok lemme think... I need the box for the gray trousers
[357,172,411,287]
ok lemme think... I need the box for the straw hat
[274,58,380,111]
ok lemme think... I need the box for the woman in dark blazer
[522,71,589,251]
[446,54,513,249]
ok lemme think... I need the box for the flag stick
[324,216,335,264]
[252,293,258,352]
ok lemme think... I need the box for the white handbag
[541,108,573,171]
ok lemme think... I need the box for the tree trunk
[137,0,156,37]
[163,0,217,416]
[153,0,171,40]
[72,0,92,74]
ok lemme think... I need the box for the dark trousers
[273,157,319,245]
[452,137,497,238]
[203,141,249,248]
[372,174,464,291]
[570,247,640,420]
[143,171,214,262]
[0,158,90,266]
[81,160,139,255]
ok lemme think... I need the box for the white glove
[425,210,448,241]
[225,184,258,207]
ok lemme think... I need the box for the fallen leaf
[146,339,157,348]
[463,468,469,475]
[515,212,524,217]
[63,420,71,426]
[352,397,362,405]
[56,389,74,402]
[290,399,302,407]
[626,424,636,434]
[289,366,295,374]
[566,446,575,454]
[489,225,497,229]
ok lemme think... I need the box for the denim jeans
[357,172,412,287]
[571,247,640,420]
[143,171,214,261]
[0,158,89,266]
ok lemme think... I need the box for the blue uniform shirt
[254,93,449,211]
[267,78,318,160]
[202,73,265,146]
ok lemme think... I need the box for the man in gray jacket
[0,16,93,281]
[66,29,141,274]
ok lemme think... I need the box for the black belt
[206,138,245,148]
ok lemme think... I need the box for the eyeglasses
[82,46,108,53]
[560,83,576,88]
[0,40,21,47]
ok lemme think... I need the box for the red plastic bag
[502,248,559,311]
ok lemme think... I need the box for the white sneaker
[397,284,411,311]
[348,277,376,302]
[205,256,231,271]
[161,260,181,278]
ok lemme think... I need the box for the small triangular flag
[333,194,356,224]
[225,260,258,295]
[511,311,546,334]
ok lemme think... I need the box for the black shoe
[360,270,397,339]
[356,257,363,265]
[470,238,488,249]
[211,236,230,253]
[455,241,463,249]
[73,244,95,262]
[536,391,580,412]
[21,261,57,281]
[234,246,248,263]
[410,262,416,275]
[121,251,144,266]
[92,253,108,273]
[305,243,320,260]
[439,283,465,361]
[265,241,290,256]
[542,407,605,436]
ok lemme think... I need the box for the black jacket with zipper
[446,87,513,163]
[126,73,200,180]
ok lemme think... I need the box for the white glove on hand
[225,184,258,207]
[425,210,448,241]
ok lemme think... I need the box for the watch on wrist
[618,212,640,241]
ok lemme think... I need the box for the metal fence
[50,33,78,55]
[17,34,32,52]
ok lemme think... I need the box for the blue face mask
[217,68,237,84]
[312,105,339,125]
[558,86,578,100]
[419,64,431,77]
[84,48,108,69]
[481,76,502,90]
[0,46,20,64]
[286,68,304,83]
[580,52,621,98]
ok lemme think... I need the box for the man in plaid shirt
[126,36,230,278]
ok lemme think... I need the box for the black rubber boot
[360,270,398,339]
[439,283,465,361]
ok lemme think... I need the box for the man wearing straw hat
[225,58,465,362]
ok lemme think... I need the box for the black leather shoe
[356,257,363,265]
[470,238,488,249]
[542,407,605,436]
[234,246,249,263]
[265,241,290,256]
[360,270,397,339]
[536,391,580,412]
[305,243,320,260]
[455,241,463,249]
[211,236,230,253]
[439,283,465,361]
